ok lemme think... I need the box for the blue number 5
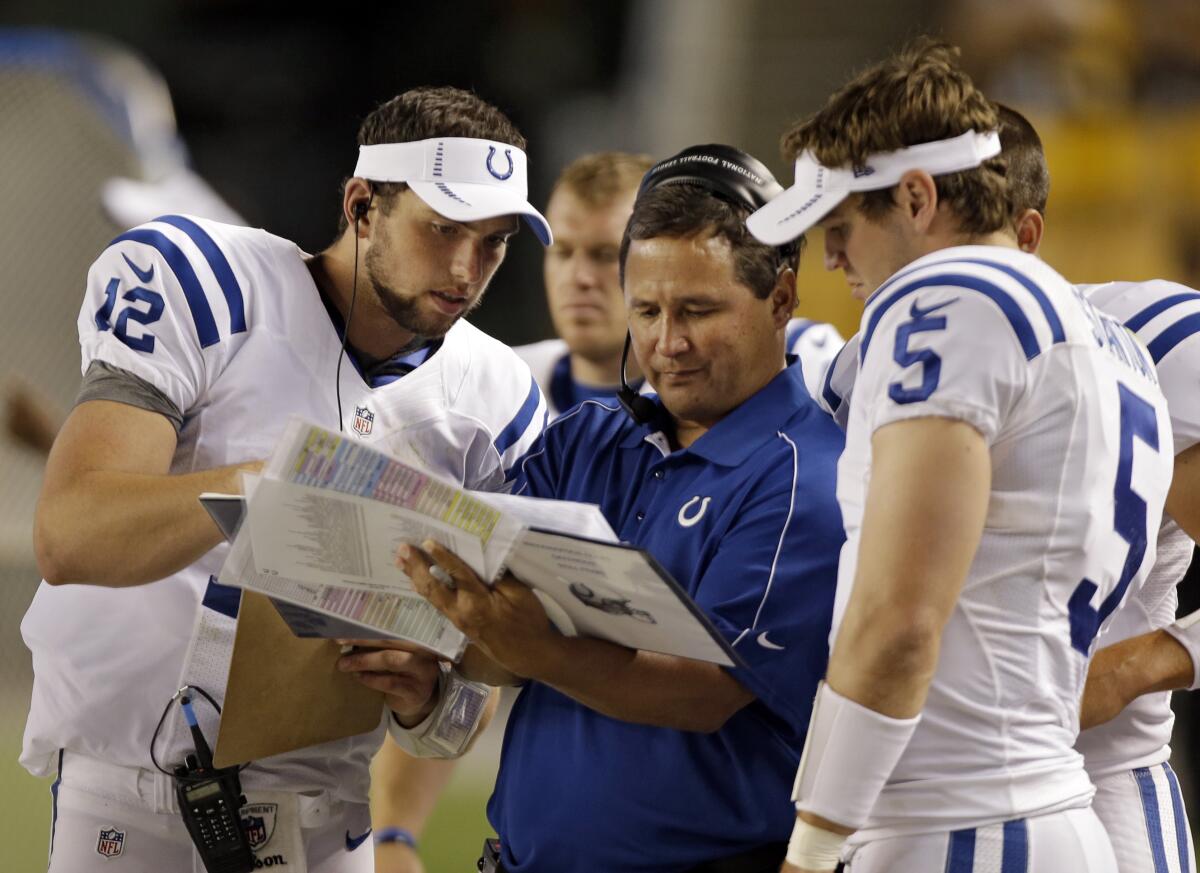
[1068,383,1161,655]
[888,299,953,404]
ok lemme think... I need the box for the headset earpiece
[352,200,369,220]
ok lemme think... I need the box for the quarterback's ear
[342,178,374,238]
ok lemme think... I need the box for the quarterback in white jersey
[749,41,1173,873]
[807,107,1200,873]
[23,88,550,873]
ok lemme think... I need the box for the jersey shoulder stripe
[861,270,1054,364]
[786,319,816,348]
[153,215,248,335]
[952,257,1066,344]
[821,340,847,412]
[493,374,542,456]
[1126,291,1200,332]
[109,227,221,348]
[1146,312,1200,364]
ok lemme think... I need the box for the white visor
[746,130,1001,245]
[353,137,552,246]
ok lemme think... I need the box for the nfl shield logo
[96,827,124,858]
[240,802,278,851]
[353,405,374,435]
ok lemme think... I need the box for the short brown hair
[551,151,653,207]
[340,86,526,230]
[619,184,786,300]
[997,104,1050,217]
[781,37,1007,235]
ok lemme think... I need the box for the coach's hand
[399,540,559,681]
[336,639,442,727]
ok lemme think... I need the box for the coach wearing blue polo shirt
[402,145,845,873]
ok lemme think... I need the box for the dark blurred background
[1,1,1198,868]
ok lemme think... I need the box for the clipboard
[212,590,386,767]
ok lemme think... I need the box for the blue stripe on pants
[945,828,976,873]
[1163,763,1192,873]
[1135,766,1171,873]
[1001,819,1029,873]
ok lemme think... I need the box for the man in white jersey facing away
[23,86,551,873]
[997,105,1200,873]
[517,151,843,418]
[797,104,1200,873]
[747,39,1174,873]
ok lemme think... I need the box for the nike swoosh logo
[810,335,829,348]
[122,253,155,283]
[908,297,957,321]
[757,631,785,651]
[345,828,372,851]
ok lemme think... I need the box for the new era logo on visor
[852,165,875,178]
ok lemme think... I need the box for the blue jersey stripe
[945,827,976,873]
[1147,313,1200,364]
[201,575,242,619]
[1001,819,1029,873]
[494,375,542,457]
[862,274,1042,363]
[1163,763,1191,873]
[821,341,845,412]
[111,228,221,348]
[787,319,815,349]
[49,748,63,858]
[1126,292,1200,332]
[955,258,1066,344]
[154,215,248,335]
[1135,767,1171,873]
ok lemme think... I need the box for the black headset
[617,144,794,426]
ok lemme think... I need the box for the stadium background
[1,1,1198,869]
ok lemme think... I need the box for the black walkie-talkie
[173,696,257,873]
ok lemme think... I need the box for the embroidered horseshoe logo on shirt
[677,496,711,528]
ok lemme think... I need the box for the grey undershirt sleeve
[74,360,185,434]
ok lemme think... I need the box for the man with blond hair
[748,39,1173,872]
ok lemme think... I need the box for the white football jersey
[518,318,843,419]
[21,214,546,802]
[833,246,1173,841]
[1075,281,1200,779]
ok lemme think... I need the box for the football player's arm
[33,399,261,587]
[784,416,990,870]
[400,541,754,733]
[369,740,455,873]
[1080,439,1200,729]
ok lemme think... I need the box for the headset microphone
[617,331,659,426]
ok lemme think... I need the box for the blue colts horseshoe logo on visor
[486,146,514,181]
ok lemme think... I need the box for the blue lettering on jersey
[1067,383,1161,655]
[1071,286,1156,382]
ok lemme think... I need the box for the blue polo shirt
[490,360,845,873]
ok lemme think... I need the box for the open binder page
[505,529,740,668]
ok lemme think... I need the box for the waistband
[57,751,345,827]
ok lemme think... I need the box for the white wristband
[792,681,921,830]
[785,818,845,870]
[1163,609,1200,691]
[387,667,491,758]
